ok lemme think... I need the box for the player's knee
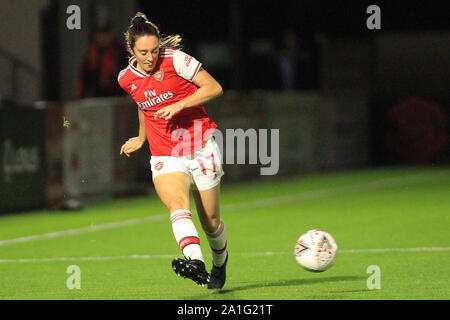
[167,197,189,213]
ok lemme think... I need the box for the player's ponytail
[125,12,183,51]
[160,34,183,50]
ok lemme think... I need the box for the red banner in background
[385,97,448,164]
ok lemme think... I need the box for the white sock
[205,220,228,267]
[170,209,204,262]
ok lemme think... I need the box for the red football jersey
[117,47,217,156]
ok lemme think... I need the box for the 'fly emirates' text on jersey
[117,47,217,156]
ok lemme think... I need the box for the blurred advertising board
[62,99,114,202]
[41,97,142,209]
[0,108,46,213]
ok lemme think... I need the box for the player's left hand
[154,103,185,120]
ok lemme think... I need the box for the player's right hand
[120,137,145,157]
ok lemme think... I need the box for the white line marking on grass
[221,172,449,211]
[340,247,450,253]
[0,214,167,247]
[0,247,449,263]
[241,247,450,256]
[0,254,177,263]
[0,172,447,247]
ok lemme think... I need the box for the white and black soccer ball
[294,229,338,272]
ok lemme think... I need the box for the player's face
[131,35,160,73]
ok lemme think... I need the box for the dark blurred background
[0,0,449,212]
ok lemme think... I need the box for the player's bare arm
[120,107,147,157]
[154,69,223,120]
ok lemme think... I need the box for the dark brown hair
[124,12,182,51]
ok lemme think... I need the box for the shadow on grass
[184,275,365,299]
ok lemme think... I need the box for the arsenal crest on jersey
[154,69,164,81]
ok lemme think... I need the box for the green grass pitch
[0,166,449,300]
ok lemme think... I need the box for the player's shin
[204,220,227,267]
[170,209,204,262]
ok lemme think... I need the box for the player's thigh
[192,184,221,232]
[153,172,191,210]
[191,138,224,192]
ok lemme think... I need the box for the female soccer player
[118,12,228,289]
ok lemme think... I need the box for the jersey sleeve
[172,50,202,82]
[117,68,130,94]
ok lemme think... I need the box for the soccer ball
[294,229,338,272]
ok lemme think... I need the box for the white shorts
[150,137,224,191]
